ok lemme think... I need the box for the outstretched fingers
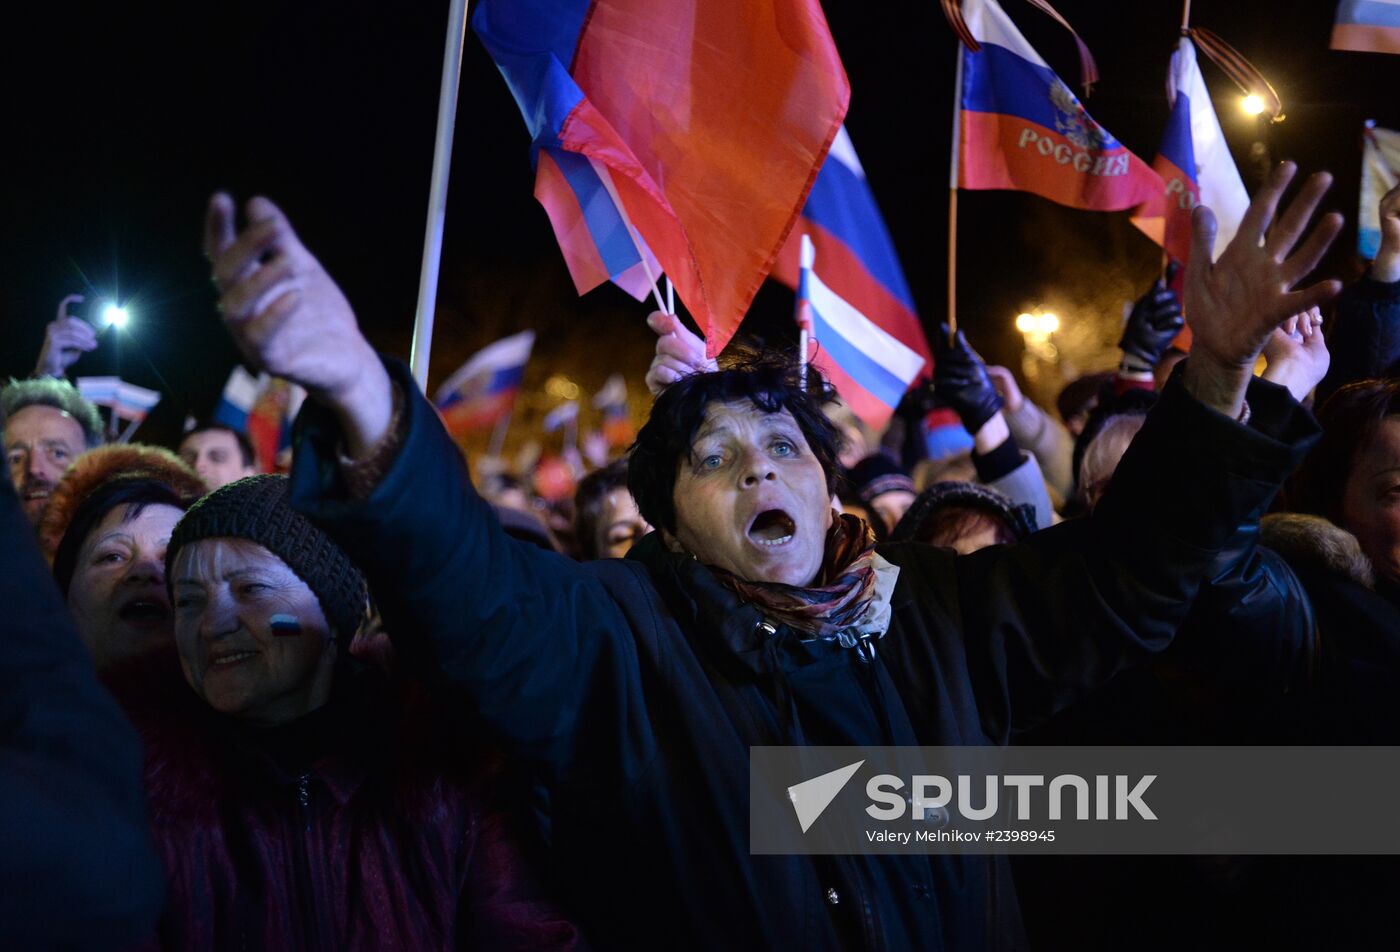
[1281,211,1344,287]
[1281,279,1344,320]
[1266,171,1334,261]
[1237,161,1297,246]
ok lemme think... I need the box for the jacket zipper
[291,774,334,952]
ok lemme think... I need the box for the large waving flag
[433,330,535,437]
[799,235,925,431]
[772,126,932,385]
[1131,37,1249,272]
[1333,1,1400,54]
[474,0,850,358]
[1360,123,1400,258]
[957,0,1162,213]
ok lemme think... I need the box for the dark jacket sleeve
[904,368,1320,737]
[1316,276,1400,407]
[0,479,165,949]
[290,358,654,779]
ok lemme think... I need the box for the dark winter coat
[0,478,164,950]
[116,655,583,952]
[1317,275,1400,406]
[290,359,1317,951]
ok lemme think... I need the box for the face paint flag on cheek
[269,613,303,637]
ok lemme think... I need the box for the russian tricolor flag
[957,0,1162,214]
[1131,37,1249,274]
[433,330,535,437]
[473,0,850,358]
[798,235,925,431]
[772,126,931,388]
[1333,0,1400,54]
[213,367,305,472]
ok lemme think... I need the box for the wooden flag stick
[410,0,471,393]
[1180,0,1192,32]
[947,37,966,342]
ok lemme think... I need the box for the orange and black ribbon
[940,0,1099,95]
[1187,26,1284,122]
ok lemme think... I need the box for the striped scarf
[712,512,878,639]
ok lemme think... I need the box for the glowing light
[1015,313,1036,333]
[1037,312,1060,334]
[1240,94,1266,117]
[544,374,580,400]
[101,304,130,329]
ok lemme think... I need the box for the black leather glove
[1119,268,1184,373]
[933,324,1003,434]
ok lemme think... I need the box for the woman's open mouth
[747,509,796,547]
[117,598,171,629]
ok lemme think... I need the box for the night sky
[5,0,1396,451]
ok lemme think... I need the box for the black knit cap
[166,475,368,638]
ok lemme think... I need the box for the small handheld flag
[799,235,925,431]
[772,126,932,384]
[1360,124,1400,258]
[434,330,536,438]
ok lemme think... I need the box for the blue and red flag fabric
[591,373,635,449]
[1333,0,1400,54]
[957,0,1162,214]
[773,126,932,388]
[1131,37,1249,276]
[1360,123,1400,258]
[433,330,535,438]
[473,0,850,358]
[798,235,925,431]
[213,367,305,472]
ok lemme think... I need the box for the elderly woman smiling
[205,162,1339,950]
[133,475,582,951]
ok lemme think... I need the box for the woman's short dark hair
[52,479,192,596]
[1291,379,1400,524]
[628,359,842,535]
[574,459,630,561]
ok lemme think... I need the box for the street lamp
[1240,94,1266,117]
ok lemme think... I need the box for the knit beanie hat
[891,480,1039,544]
[166,475,368,638]
[846,453,916,507]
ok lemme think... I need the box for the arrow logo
[787,760,864,833]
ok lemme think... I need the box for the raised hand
[204,193,392,456]
[933,324,1003,434]
[1372,181,1400,283]
[1261,307,1330,403]
[34,294,99,378]
[1119,267,1184,374]
[1182,161,1343,417]
[984,365,1024,414]
[643,310,716,395]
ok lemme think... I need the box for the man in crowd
[202,162,1339,949]
[178,421,258,489]
[2,377,104,525]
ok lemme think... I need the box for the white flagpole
[410,0,472,393]
[797,234,815,389]
[590,159,672,315]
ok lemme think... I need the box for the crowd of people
[2,164,1397,950]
